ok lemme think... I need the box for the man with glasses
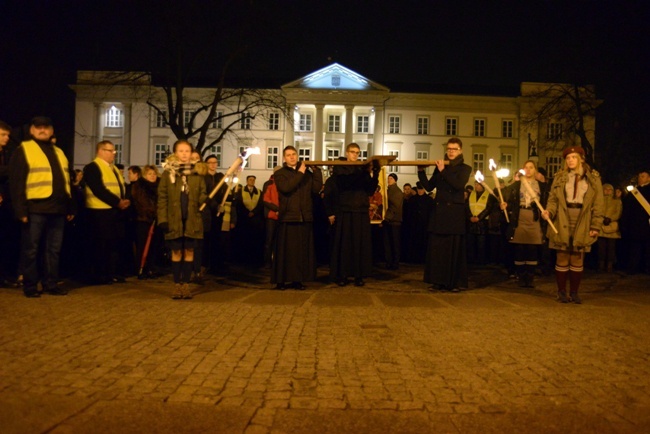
[328,142,379,287]
[417,137,472,292]
[9,117,75,297]
[83,140,130,285]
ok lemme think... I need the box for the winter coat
[157,165,207,240]
[600,195,622,239]
[502,180,548,240]
[131,178,159,223]
[274,163,323,223]
[417,155,472,234]
[545,165,604,252]
[333,158,379,213]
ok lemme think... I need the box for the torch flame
[627,185,634,192]
[489,159,497,171]
[519,169,525,176]
[496,168,510,179]
[474,170,484,183]
[240,147,261,169]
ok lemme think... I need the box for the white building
[71,63,595,186]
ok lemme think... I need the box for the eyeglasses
[446,148,460,152]
[102,148,117,153]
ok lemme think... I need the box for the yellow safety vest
[469,190,489,217]
[85,157,125,209]
[22,140,71,200]
[242,188,260,211]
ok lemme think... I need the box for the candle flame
[474,170,484,183]
[627,185,634,192]
[489,159,497,171]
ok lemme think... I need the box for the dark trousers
[21,213,65,292]
[383,223,401,268]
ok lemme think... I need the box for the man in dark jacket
[383,173,403,269]
[418,137,472,292]
[0,120,21,287]
[9,117,75,297]
[271,146,323,289]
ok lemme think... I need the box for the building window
[154,143,168,166]
[267,146,279,169]
[474,118,486,137]
[546,156,562,178]
[388,150,400,173]
[184,110,193,129]
[210,111,223,129]
[154,110,167,128]
[326,148,340,160]
[388,116,401,134]
[417,116,429,135]
[114,142,123,165]
[357,115,369,133]
[547,122,563,139]
[106,106,123,128]
[359,150,368,161]
[268,112,279,130]
[416,150,429,161]
[445,117,458,136]
[298,147,311,161]
[240,112,251,130]
[502,153,513,171]
[502,120,513,138]
[298,114,312,132]
[473,152,485,172]
[328,115,341,132]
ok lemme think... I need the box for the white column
[314,104,324,160]
[372,107,384,156]
[123,103,131,166]
[284,103,295,149]
[344,104,354,145]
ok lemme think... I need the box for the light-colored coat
[600,195,622,239]
[546,165,604,252]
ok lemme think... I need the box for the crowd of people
[1,118,649,302]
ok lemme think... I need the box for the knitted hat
[602,183,613,190]
[388,173,398,182]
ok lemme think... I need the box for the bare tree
[521,83,601,165]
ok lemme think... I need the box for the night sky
[2,0,648,180]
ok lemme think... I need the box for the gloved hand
[603,217,611,226]
[158,222,169,232]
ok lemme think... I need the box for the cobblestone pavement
[1,265,649,433]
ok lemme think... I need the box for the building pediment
[282,63,389,92]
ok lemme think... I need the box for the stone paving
[0,265,649,433]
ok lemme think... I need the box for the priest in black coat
[418,137,472,291]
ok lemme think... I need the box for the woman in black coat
[417,138,472,292]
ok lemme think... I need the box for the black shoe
[450,287,461,293]
[336,279,348,287]
[292,282,306,290]
[354,278,365,287]
[112,277,126,284]
[24,290,41,298]
[274,283,286,290]
[570,292,582,304]
[45,287,68,296]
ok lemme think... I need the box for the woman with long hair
[542,146,604,303]
[500,160,548,287]
[157,141,207,299]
